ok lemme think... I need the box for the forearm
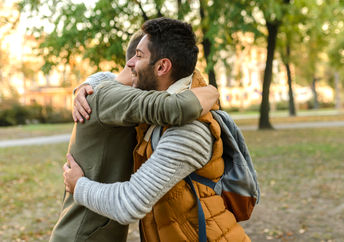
[74,121,213,224]
[98,83,202,127]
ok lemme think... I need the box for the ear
[155,58,172,77]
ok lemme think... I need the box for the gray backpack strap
[151,126,163,151]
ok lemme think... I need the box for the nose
[126,56,136,68]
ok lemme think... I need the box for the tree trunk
[259,21,279,129]
[311,77,319,109]
[284,45,296,116]
[202,37,218,88]
[334,72,342,110]
[285,62,296,116]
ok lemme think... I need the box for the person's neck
[116,66,132,86]
[156,77,174,91]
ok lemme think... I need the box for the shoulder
[155,120,213,165]
[165,120,211,137]
[87,71,117,83]
[162,120,213,151]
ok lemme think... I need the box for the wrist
[73,176,89,204]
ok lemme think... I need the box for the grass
[0,121,344,241]
[0,143,68,241]
[0,123,74,140]
[242,127,344,241]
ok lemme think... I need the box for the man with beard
[49,30,218,242]
[64,18,250,241]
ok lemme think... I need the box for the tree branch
[133,0,149,21]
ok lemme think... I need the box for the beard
[133,65,158,91]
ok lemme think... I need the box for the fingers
[63,162,70,172]
[74,99,89,121]
[69,157,77,168]
[66,153,74,166]
[73,85,93,122]
[73,109,84,123]
[64,177,71,193]
[77,87,92,114]
[63,164,71,193]
[191,85,220,116]
[85,85,94,95]
[72,110,78,122]
[207,85,219,98]
[65,186,71,193]
[76,89,91,114]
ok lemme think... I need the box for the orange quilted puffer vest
[133,71,250,242]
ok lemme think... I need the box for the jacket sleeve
[95,81,202,127]
[73,120,213,224]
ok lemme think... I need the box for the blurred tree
[195,0,258,108]
[327,0,344,110]
[216,0,292,128]
[252,0,291,129]
[233,0,340,126]
[276,0,329,115]
[20,0,254,108]
[20,0,342,127]
[0,1,20,99]
[276,3,305,116]
[198,0,218,88]
[19,0,189,74]
[293,0,343,110]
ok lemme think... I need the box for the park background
[1,0,344,241]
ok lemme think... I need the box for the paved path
[1,120,344,148]
[239,120,344,131]
[231,109,343,120]
[0,134,70,148]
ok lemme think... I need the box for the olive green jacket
[49,81,202,242]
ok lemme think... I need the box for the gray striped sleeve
[73,72,117,94]
[73,120,213,224]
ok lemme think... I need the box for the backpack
[151,109,260,242]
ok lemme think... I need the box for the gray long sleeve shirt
[74,120,213,225]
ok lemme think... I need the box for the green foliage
[19,0,189,74]
[197,0,260,73]
[19,0,261,77]
[0,99,72,126]
[0,101,29,126]
[306,100,335,110]
[245,104,261,112]
[276,101,289,111]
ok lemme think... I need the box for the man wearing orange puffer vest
[64,17,250,242]
[133,69,250,242]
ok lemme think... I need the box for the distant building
[20,86,73,110]
[3,32,93,110]
[214,33,334,110]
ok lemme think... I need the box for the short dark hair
[126,31,144,61]
[142,17,199,82]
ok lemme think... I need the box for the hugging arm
[96,82,205,127]
[73,72,219,126]
[69,121,213,224]
[72,72,116,122]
